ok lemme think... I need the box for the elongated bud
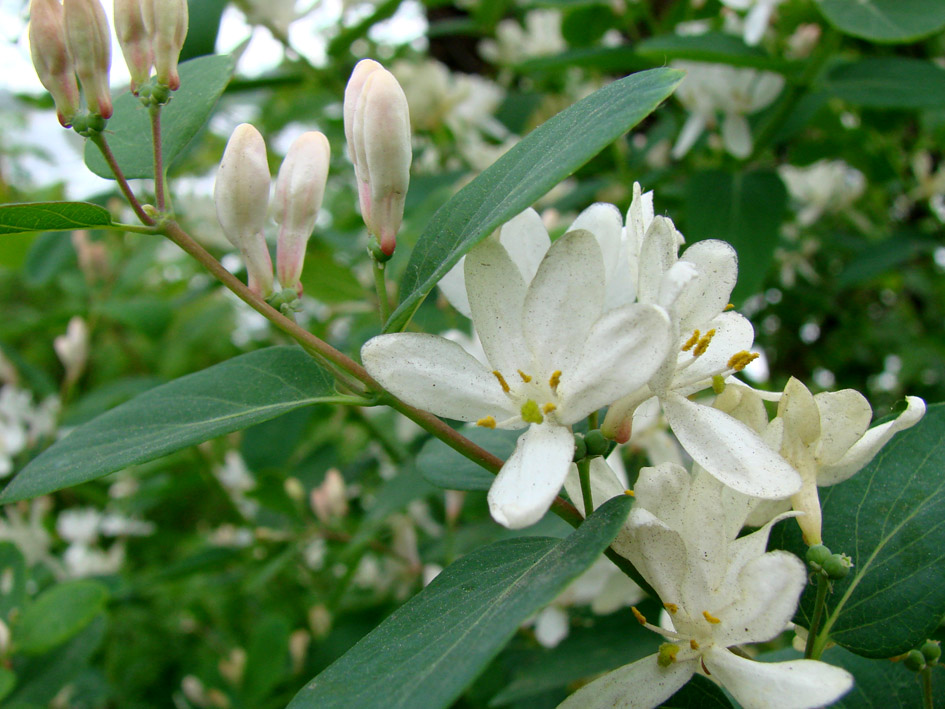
[344,60,411,256]
[29,0,81,126]
[215,124,274,298]
[274,131,330,294]
[114,0,152,92]
[63,0,112,118]
[141,0,188,90]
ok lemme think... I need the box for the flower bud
[28,0,81,126]
[215,123,274,298]
[114,0,152,92]
[141,0,188,90]
[344,60,411,256]
[822,552,853,580]
[805,543,831,568]
[921,640,941,664]
[903,649,926,672]
[63,0,113,118]
[310,468,347,523]
[274,131,330,294]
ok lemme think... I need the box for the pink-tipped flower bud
[215,123,274,298]
[28,0,81,126]
[344,60,411,256]
[114,0,152,92]
[62,0,112,118]
[141,0,188,90]
[274,131,330,294]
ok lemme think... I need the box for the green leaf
[0,202,113,236]
[0,347,337,502]
[242,614,291,702]
[288,495,633,709]
[824,58,945,109]
[636,32,790,73]
[386,68,684,333]
[0,667,14,702]
[15,581,108,655]
[417,428,518,491]
[0,542,26,620]
[84,54,236,179]
[684,169,787,302]
[829,646,945,708]
[773,404,945,658]
[815,0,945,43]
[662,675,735,708]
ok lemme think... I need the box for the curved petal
[497,208,551,285]
[558,654,696,709]
[812,389,872,465]
[465,237,530,375]
[672,111,707,159]
[523,230,605,374]
[487,424,574,529]
[437,257,471,317]
[624,507,689,603]
[703,647,853,709]
[676,240,739,334]
[362,333,515,422]
[722,112,752,159]
[637,217,679,306]
[625,182,655,258]
[663,392,801,499]
[819,396,926,486]
[558,304,673,422]
[568,202,624,274]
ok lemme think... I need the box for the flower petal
[676,240,739,334]
[558,304,672,422]
[558,654,696,709]
[523,229,605,374]
[568,203,624,275]
[722,112,752,159]
[673,312,755,394]
[487,424,574,529]
[624,507,689,604]
[497,208,551,285]
[819,396,926,486]
[362,333,515,422]
[812,389,872,465]
[662,392,802,499]
[437,257,472,317]
[703,646,853,709]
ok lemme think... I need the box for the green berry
[920,640,941,664]
[805,544,831,567]
[903,649,926,672]
[572,435,587,462]
[584,430,609,457]
[822,553,852,580]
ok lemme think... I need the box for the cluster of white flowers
[361,183,925,705]
[0,384,59,479]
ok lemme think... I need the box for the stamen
[492,370,510,393]
[702,610,721,624]
[728,350,760,372]
[724,303,735,311]
[624,489,635,497]
[690,639,700,650]
[664,603,678,614]
[681,330,700,352]
[631,606,647,625]
[657,643,679,667]
[542,402,557,414]
[520,400,544,424]
[548,370,562,391]
[476,416,496,429]
[518,370,532,383]
[692,329,716,357]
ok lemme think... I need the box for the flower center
[475,368,563,428]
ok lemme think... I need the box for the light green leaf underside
[386,67,684,333]
[288,495,633,709]
[0,347,335,503]
[84,54,236,179]
[816,0,945,43]
[0,202,113,236]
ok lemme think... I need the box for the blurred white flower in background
[779,160,866,226]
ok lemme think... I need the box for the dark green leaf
[84,54,236,179]
[386,68,684,333]
[661,674,735,708]
[288,495,633,709]
[417,428,518,491]
[684,169,787,302]
[0,347,337,502]
[22,230,78,286]
[242,614,291,702]
[0,543,26,620]
[816,0,945,43]
[15,581,108,655]
[829,646,945,708]
[773,404,945,658]
[824,58,945,109]
[0,203,113,236]
[636,32,791,73]
[0,667,14,702]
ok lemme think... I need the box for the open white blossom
[364,230,673,528]
[779,160,866,226]
[719,0,784,45]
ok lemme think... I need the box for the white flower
[719,0,785,45]
[364,229,673,528]
[779,160,866,226]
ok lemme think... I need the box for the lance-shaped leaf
[0,202,113,235]
[385,67,683,333]
[287,495,633,709]
[0,347,337,502]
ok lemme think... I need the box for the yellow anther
[518,370,532,383]
[690,639,700,650]
[724,303,735,311]
[542,402,557,414]
[681,330,700,352]
[520,400,544,424]
[727,350,760,372]
[492,370,510,393]
[631,606,647,625]
[692,329,716,357]
[476,416,496,429]
[657,643,679,667]
[703,610,721,625]
[664,603,678,614]
[548,370,562,391]
[624,489,635,497]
